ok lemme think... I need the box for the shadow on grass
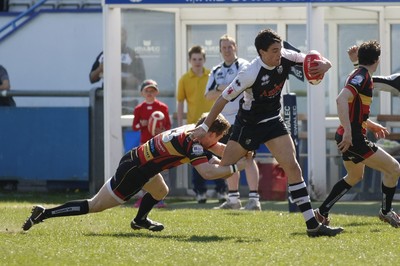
[84,231,263,243]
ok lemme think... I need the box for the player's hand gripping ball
[148,111,165,136]
[303,50,324,85]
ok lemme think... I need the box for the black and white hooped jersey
[221,48,304,125]
[206,58,249,124]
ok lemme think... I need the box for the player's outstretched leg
[22,205,45,231]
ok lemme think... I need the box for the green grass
[1,192,400,265]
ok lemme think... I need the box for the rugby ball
[303,50,324,85]
[148,111,165,136]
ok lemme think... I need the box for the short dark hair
[358,40,381,66]
[254,28,282,56]
[188,45,206,60]
[219,34,236,49]
[196,113,230,136]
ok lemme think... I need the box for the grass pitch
[1,192,399,266]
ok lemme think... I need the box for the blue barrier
[0,107,89,181]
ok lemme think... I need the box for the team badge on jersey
[277,65,283,74]
[350,75,364,86]
[261,74,270,86]
[235,79,241,87]
[191,143,204,156]
[227,87,235,95]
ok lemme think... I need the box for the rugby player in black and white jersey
[205,34,261,211]
[193,28,343,237]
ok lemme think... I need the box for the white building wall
[0,11,102,106]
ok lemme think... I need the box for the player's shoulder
[237,57,250,65]
[244,57,263,73]
[281,48,305,63]
[211,62,224,72]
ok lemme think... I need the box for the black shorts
[106,151,151,203]
[335,132,378,164]
[219,126,256,157]
[219,126,233,144]
[230,116,289,151]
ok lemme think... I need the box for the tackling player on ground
[22,114,251,232]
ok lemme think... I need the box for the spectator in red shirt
[132,79,171,144]
[132,79,172,208]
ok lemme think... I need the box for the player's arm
[192,95,228,139]
[206,142,226,157]
[373,74,400,95]
[194,156,248,180]
[336,88,353,153]
[347,45,359,67]
[366,119,389,139]
[308,55,332,77]
[205,84,227,101]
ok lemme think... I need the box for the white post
[103,6,123,181]
[307,4,327,200]
[378,8,391,115]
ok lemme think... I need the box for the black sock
[319,179,352,216]
[43,200,89,219]
[288,182,319,229]
[381,183,396,214]
[134,193,159,222]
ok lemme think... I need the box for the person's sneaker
[213,199,241,210]
[241,199,261,211]
[155,200,167,208]
[216,192,227,203]
[379,209,400,228]
[131,218,164,232]
[314,208,330,226]
[196,193,207,204]
[22,205,45,231]
[307,224,344,237]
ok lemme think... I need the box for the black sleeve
[373,74,400,95]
